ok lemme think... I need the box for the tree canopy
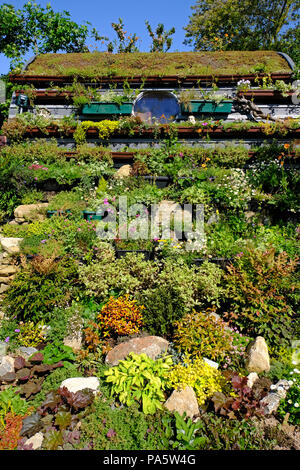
[184,0,300,65]
[0,1,91,68]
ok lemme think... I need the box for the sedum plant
[166,355,225,406]
[104,352,173,414]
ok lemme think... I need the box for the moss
[22,51,291,78]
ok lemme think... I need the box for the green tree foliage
[184,0,300,64]
[145,21,175,52]
[0,1,91,68]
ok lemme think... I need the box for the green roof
[23,51,291,78]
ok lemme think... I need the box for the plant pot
[81,102,133,115]
[181,100,233,114]
[82,210,106,221]
[115,249,153,260]
[142,175,172,188]
[47,209,71,218]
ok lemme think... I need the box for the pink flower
[4,337,9,342]
[106,429,116,439]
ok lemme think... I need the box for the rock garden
[0,50,299,451]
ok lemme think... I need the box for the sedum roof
[22,51,291,78]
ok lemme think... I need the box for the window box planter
[81,102,133,115]
[82,210,106,221]
[238,90,295,102]
[21,125,300,140]
[181,100,233,114]
[141,175,172,188]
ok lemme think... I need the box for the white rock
[203,357,219,369]
[0,238,23,254]
[114,165,132,179]
[164,386,199,419]
[60,377,100,394]
[25,432,44,450]
[14,203,48,219]
[246,336,270,373]
[0,355,15,376]
[0,266,18,276]
[247,372,259,389]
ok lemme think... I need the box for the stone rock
[114,165,132,179]
[0,257,12,265]
[0,355,15,378]
[260,380,291,415]
[60,377,100,394]
[14,203,48,220]
[260,393,283,415]
[63,316,83,352]
[63,333,82,352]
[164,386,199,419]
[246,336,270,373]
[24,432,44,450]
[0,341,8,357]
[247,372,259,389]
[16,346,38,359]
[0,284,9,294]
[15,217,26,224]
[0,266,18,276]
[105,336,169,366]
[0,237,23,254]
[203,357,219,369]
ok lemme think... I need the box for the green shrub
[3,256,78,323]
[173,310,235,364]
[223,247,299,351]
[104,352,173,414]
[77,401,168,450]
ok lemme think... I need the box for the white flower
[294,403,299,408]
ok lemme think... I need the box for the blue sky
[0,0,195,75]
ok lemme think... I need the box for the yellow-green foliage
[173,310,234,363]
[74,120,120,144]
[17,321,46,347]
[104,352,173,414]
[167,356,225,406]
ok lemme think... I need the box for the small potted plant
[114,238,155,260]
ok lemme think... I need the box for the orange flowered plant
[97,295,144,338]
[0,412,23,450]
[83,321,101,351]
